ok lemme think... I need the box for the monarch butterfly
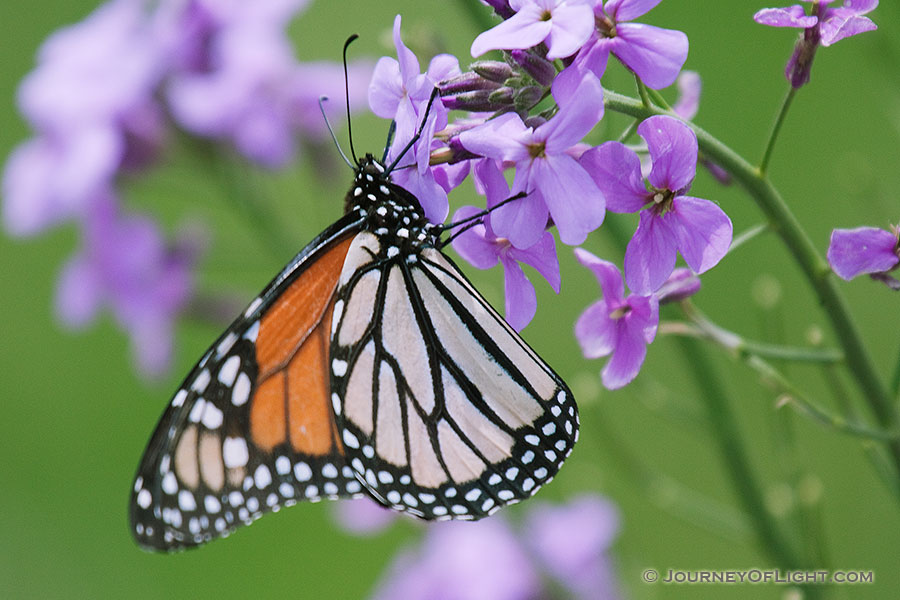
[130,85,579,552]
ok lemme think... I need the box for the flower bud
[440,72,501,96]
[472,60,515,83]
[656,269,701,304]
[514,85,544,111]
[509,49,556,87]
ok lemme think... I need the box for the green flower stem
[760,86,798,177]
[676,337,807,572]
[604,90,900,480]
[730,223,770,253]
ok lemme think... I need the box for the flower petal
[544,2,595,59]
[605,0,664,22]
[368,57,404,119]
[579,142,648,214]
[673,70,701,120]
[55,253,102,328]
[639,115,697,192]
[667,196,733,274]
[532,153,605,246]
[451,205,501,270]
[543,74,605,151]
[601,315,648,389]
[501,255,537,331]
[753,6,818,28]
[392,15,420,83]
[819,9,877,46]
[827,226,899,280]
[493,168,550,249]
[612,23,688,89]
[509,232,561,292]
[575,247,625,303]
[459,112,531,162]
[471,5,553,57]
[624,209,678,294]
[575,300,617,359]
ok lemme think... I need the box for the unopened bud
[472,60,515,83]
[510,49,557,87]
[656,269,701,304]
[514,86,544,111]
[440,72,501,96]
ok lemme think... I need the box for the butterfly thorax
[344,155,439,254]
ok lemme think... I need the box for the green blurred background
[2,1,899,598]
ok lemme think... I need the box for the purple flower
[331,498,397,536]
[561,0,689,90]
[827,226,899,284]
[526,495,623,600]
[470,0,595,60]
[371,518,542,600]
[165,0,368,168]
[3,0,167,236]
[55,194,199,377]
[451,161,561,331]
[672,70,701,120]
[581,115,732,294]
[459,74,605,248]
[369,15,460,224]
[754,1,878,87]
[574,248,658,389]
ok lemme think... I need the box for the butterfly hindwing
[130,216,365,551]
[330,232,579,520]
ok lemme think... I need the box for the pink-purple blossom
[331,498,398,536]
[55,194,200,377]
[827,226,899,285]
[525,495,622,600]
[368,15,460,224]
[574,248,659,389]
[470,0,595,60]
[458,74,606,248]
[754,1,878,87]
[561,0,689,90]
[581,115,732,294]
[451,161,561,332]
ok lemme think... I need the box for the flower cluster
[355,494,622,600]
[369,2,719,386]
[3,0,370,376]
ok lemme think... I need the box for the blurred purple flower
[754,1,878,87]
[574,248,658,389]
[581,115,732,294]
[470,0,595,60]
[452,161,561,331]
[672,70,701,120]
[369,15,460,224]
[655,268,701,303]
[459,75,605,248]
[55,195,200,377]
[371,518,542,600]
[332,498,398,536]
[165,0,370,168]
[827,226,899,287]
[3,0,167,236]
[526,495,622,600]
[561,0,689,90]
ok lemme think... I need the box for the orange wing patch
[250,236,354,455]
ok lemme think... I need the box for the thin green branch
[635,75,652,108]
[730,223,771,253]
[760,86,798,176]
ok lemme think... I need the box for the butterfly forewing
[131,217,365,551]
[330,228,579,520]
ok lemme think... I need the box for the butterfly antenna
[318,96,354,169]
[438,191,529,248]
[343,34,360,165]
[385,86,441,175]
[381,120,397,164]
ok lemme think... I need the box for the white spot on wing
[218,355,240,386]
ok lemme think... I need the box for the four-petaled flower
[754,0,878,87]
[827,225,900,289]
[560,0,689,91]
[471,0,595,60]
[574,248,659,389]
[581,115,732,294]
[459,75,606,248]
[451,161,561,332]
